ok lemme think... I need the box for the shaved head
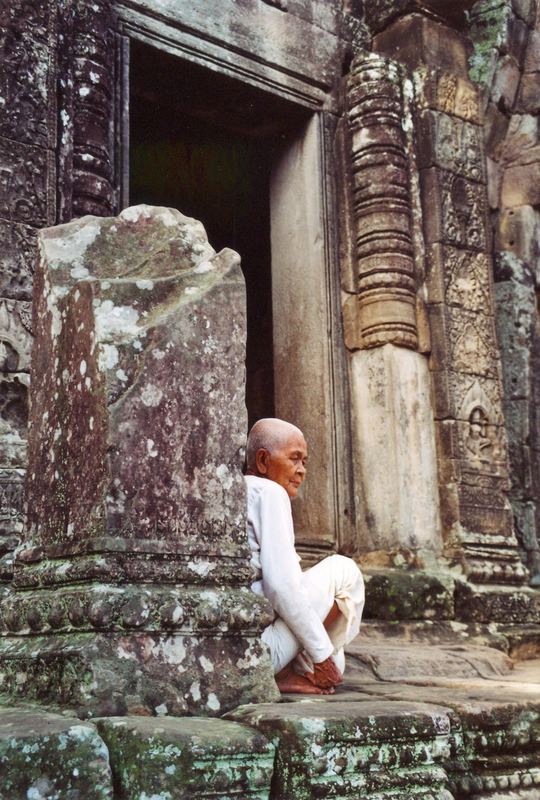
[246,418,305,471]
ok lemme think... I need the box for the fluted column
[344,53,417,351]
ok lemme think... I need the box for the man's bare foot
[276,673,335,695]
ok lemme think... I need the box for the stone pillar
[56,0,115,221]
[0,205,277,716]
[344,53,442,560]
[374,10,530,592]
[0,1,57,583]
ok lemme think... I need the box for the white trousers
[261,554,365,675]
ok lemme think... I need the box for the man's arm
[253,481,335,665]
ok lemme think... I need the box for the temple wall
[469,0,540,584]
[0,0,539,604]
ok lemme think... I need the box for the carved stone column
[0,206,277,716]
[374,11,536,620]
[57,0,115,221]
[344,52,442,561]
[344,54,417,351]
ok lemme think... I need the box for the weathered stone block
[349,345,442,555]
[0,205,277,715]
[228,700,456,800]
[424,245,493,309]
[455,581,540,622]
[512,0,536,25]
[428,304,499,379]
[96,716,275,799]
[496,205,539,263]
[484,103,510,156]
[491,54,521,111]
[420,168,488,250]
[414,67,482,124]
[363,570,455,620]
[0,707,113,799]
[524,29,540,73]
[501,160,540,206]
[416,111,485,181]
[516,70,540,113]
[373,13,472,77]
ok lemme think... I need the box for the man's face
[257,432,308,498]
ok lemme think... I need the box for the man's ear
[255,448,269,475]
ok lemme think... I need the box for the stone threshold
[1,639,539,799]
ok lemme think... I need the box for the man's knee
[325,553,363,582]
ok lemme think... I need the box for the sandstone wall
[469,0,540,583]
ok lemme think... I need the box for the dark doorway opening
[129,40,308,427]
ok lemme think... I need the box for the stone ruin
[0,0,539,798]
[0,204,277,716]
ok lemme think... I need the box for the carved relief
[0,374,28,469]
[0,1,51,44]
[346,53,417,350]
[452,311,498,378]
[0,468,25,536]
[441,172,486,250]
[418,112,485,181]
[0,31,51,147]
[457,381,508,479]
[415,68,481,123]
[0,299,33,372]
[0,221,36,300]
[0,138,51,227]
[445,249,491,311]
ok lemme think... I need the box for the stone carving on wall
[0,6,55,149]
[0,299,33,371]
[440,172,486,250]
[417,112,485,181]
[459,382,503,467]
[0,375,28,470]
[452,312,498,378]
[444,249,490,310]
[375,10,531,589]
[415,68,482,123]
[0,139,52,228]
[344,53,417,351]
[0,222,36,301]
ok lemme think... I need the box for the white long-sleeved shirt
[245,474,334,664]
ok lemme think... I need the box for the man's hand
[311,655,342,689]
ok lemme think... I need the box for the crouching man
[245,418,365,695]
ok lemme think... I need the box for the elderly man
[245,418,365,695]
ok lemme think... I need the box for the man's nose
[297,463,306,476]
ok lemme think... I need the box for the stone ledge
[95,716,275,799]
[2,654,540,799]
[0,707,113,799]
[363,569,455,620]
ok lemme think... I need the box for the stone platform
[1,635,539,799]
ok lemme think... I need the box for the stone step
[95,716,275,799]
[0,708,113,799]
[2,660,540,800]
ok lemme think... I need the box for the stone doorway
[126,39,352,553]
[129,41,307,427]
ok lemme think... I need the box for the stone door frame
[112,2,355,554]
